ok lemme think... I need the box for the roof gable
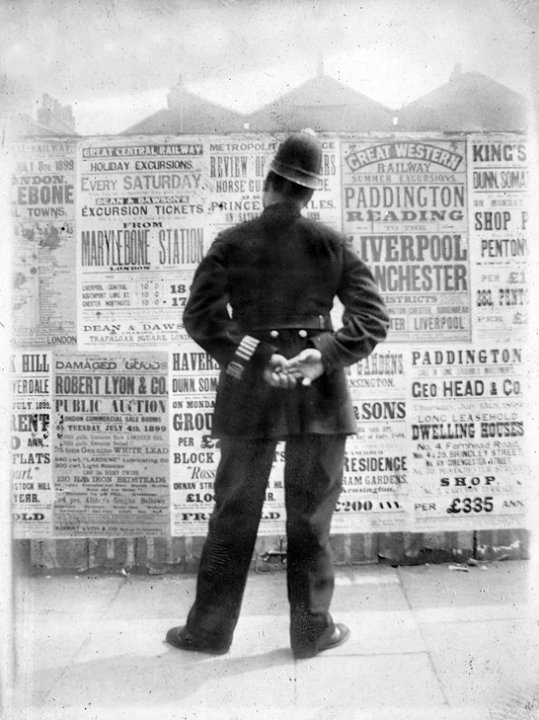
[264,75,392,109]
[398,71,529,131]
[248,74,394,132]
[122,81,247,134]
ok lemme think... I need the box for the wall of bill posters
[8,132,532,538]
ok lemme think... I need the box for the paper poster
[52,350,170,536]
[10,140,77,346]
[332,347,409,532]
[341,136,470,342]
[77,136,206,348]
[468,134,529,341]
[408,344,528,530]
[11,351,54,538]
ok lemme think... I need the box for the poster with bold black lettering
[52,350,170,536]
[11,351,54,538]
[341,136,470,342]
[77,136,206,348]
[204,134,276,230]
[468,134,529,341]
[334,349,409,532]
[408,344,528,530]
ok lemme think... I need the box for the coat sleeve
[183,236,276,380]
[311,242,390,370]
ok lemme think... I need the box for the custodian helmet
[269,132,322,189]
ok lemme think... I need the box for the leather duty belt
[246,315,333,331]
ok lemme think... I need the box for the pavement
[5,559,539,720]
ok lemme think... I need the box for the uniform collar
[262,201,302,220]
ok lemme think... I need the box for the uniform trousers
[184,433,346,655]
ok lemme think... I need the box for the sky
[0,0,536,135]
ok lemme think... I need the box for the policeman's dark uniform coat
[176,138,389,659]
[184,203,388,437]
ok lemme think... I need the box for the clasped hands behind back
[263,349,324,388]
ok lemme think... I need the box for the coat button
[270,330,279,338]
[298,329,308,338]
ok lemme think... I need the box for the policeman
[166,131,389,659]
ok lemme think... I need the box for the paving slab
[26,616,296,716]
[293,653,447,709]
[398,561,539,710]
[8,562,537,720]
[12,575,125,707]
[417,615,539,709]
[397,561,531,611]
